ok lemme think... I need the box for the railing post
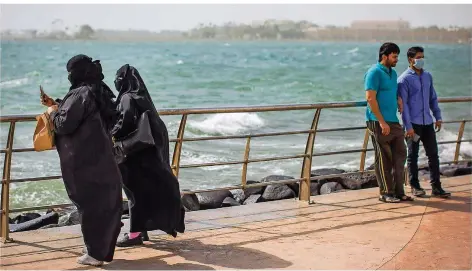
[300,109,321,202]
[241,137,251,188]
[454,120,466,164]
[1,121,15,243]
[171,114,188,177]
[359,128,370,172]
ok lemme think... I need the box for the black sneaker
[116,233,144,247]
[431,183,451,198]
[411,186,426,197]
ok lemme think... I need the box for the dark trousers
[367,121,407,196]
[407,123,441,188]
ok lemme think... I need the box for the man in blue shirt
[398,46,451,198]
[365,42,411,203]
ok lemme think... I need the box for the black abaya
[50,56,122,262]
[111,65,185,236]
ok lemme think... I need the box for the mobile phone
[412,133,420,142]
[39,85,45,99]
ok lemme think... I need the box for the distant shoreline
[1,37,470,45]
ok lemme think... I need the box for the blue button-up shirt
[397,68,442,131]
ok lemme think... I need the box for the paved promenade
[1,175,470,270]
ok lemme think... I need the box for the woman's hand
[47,105,58,114]
[41,96,57,107]
[40,87,57,107]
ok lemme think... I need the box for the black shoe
[431,183,451,198]
[411,186,426,197]
[141,231,149,241]
[116,233,144,247]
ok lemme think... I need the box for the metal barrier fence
[1,96,471,242]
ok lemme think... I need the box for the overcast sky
[1,4,471,32]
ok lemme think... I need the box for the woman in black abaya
[111,64,185,247]
[46,55,123,266]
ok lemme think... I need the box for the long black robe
[111,66,185,236]
[50,85,123,262]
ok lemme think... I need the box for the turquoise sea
[1,41,471,209]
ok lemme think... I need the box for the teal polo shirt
[364,63,399,123]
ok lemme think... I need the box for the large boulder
[10,212,59,232]
[310,168,346,185]
[260,175,295,183]
[58,210,81,226]
[181,192,200,211]
[320,182,344,195]
[243,194,263,205]
[240,180,265,198]
[293,182,320,196]
[359,172,378,188]
[440,164,472,177]
[454,167,472,176]
[338,171,377,190]
[47,206,77,217]
[310,182,321,196]
[12,213,41,224]
[221,197,241,208]
[230,189,246,204]
[196,190,232,210]
[262,184,296,201]
[260,175,297,201]
[260,175,298,196]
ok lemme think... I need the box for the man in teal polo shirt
[364,42,412,203]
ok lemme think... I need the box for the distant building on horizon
[351,20,410,30]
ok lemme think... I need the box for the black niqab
[67,54,117,131]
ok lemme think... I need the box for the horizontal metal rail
[1,96,470,122]
[6,137,467,183]
[1,96,471,243]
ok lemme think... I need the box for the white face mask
[413,58,425,70]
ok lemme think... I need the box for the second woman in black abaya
[111,64,185,247]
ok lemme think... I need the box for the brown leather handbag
[33,112,55,151]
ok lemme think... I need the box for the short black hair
[407,46,424,59]
[378,42,400,62]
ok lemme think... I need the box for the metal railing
[1,96,471,242]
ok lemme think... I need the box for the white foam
[26,71,41,77]
[435,128,472,162]
[177,60,184,65]
[180,150,232,171]
[0,78,28,89]
[348,47,359,53]
[187,113,265,135]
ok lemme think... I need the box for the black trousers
[407,123,441,188]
